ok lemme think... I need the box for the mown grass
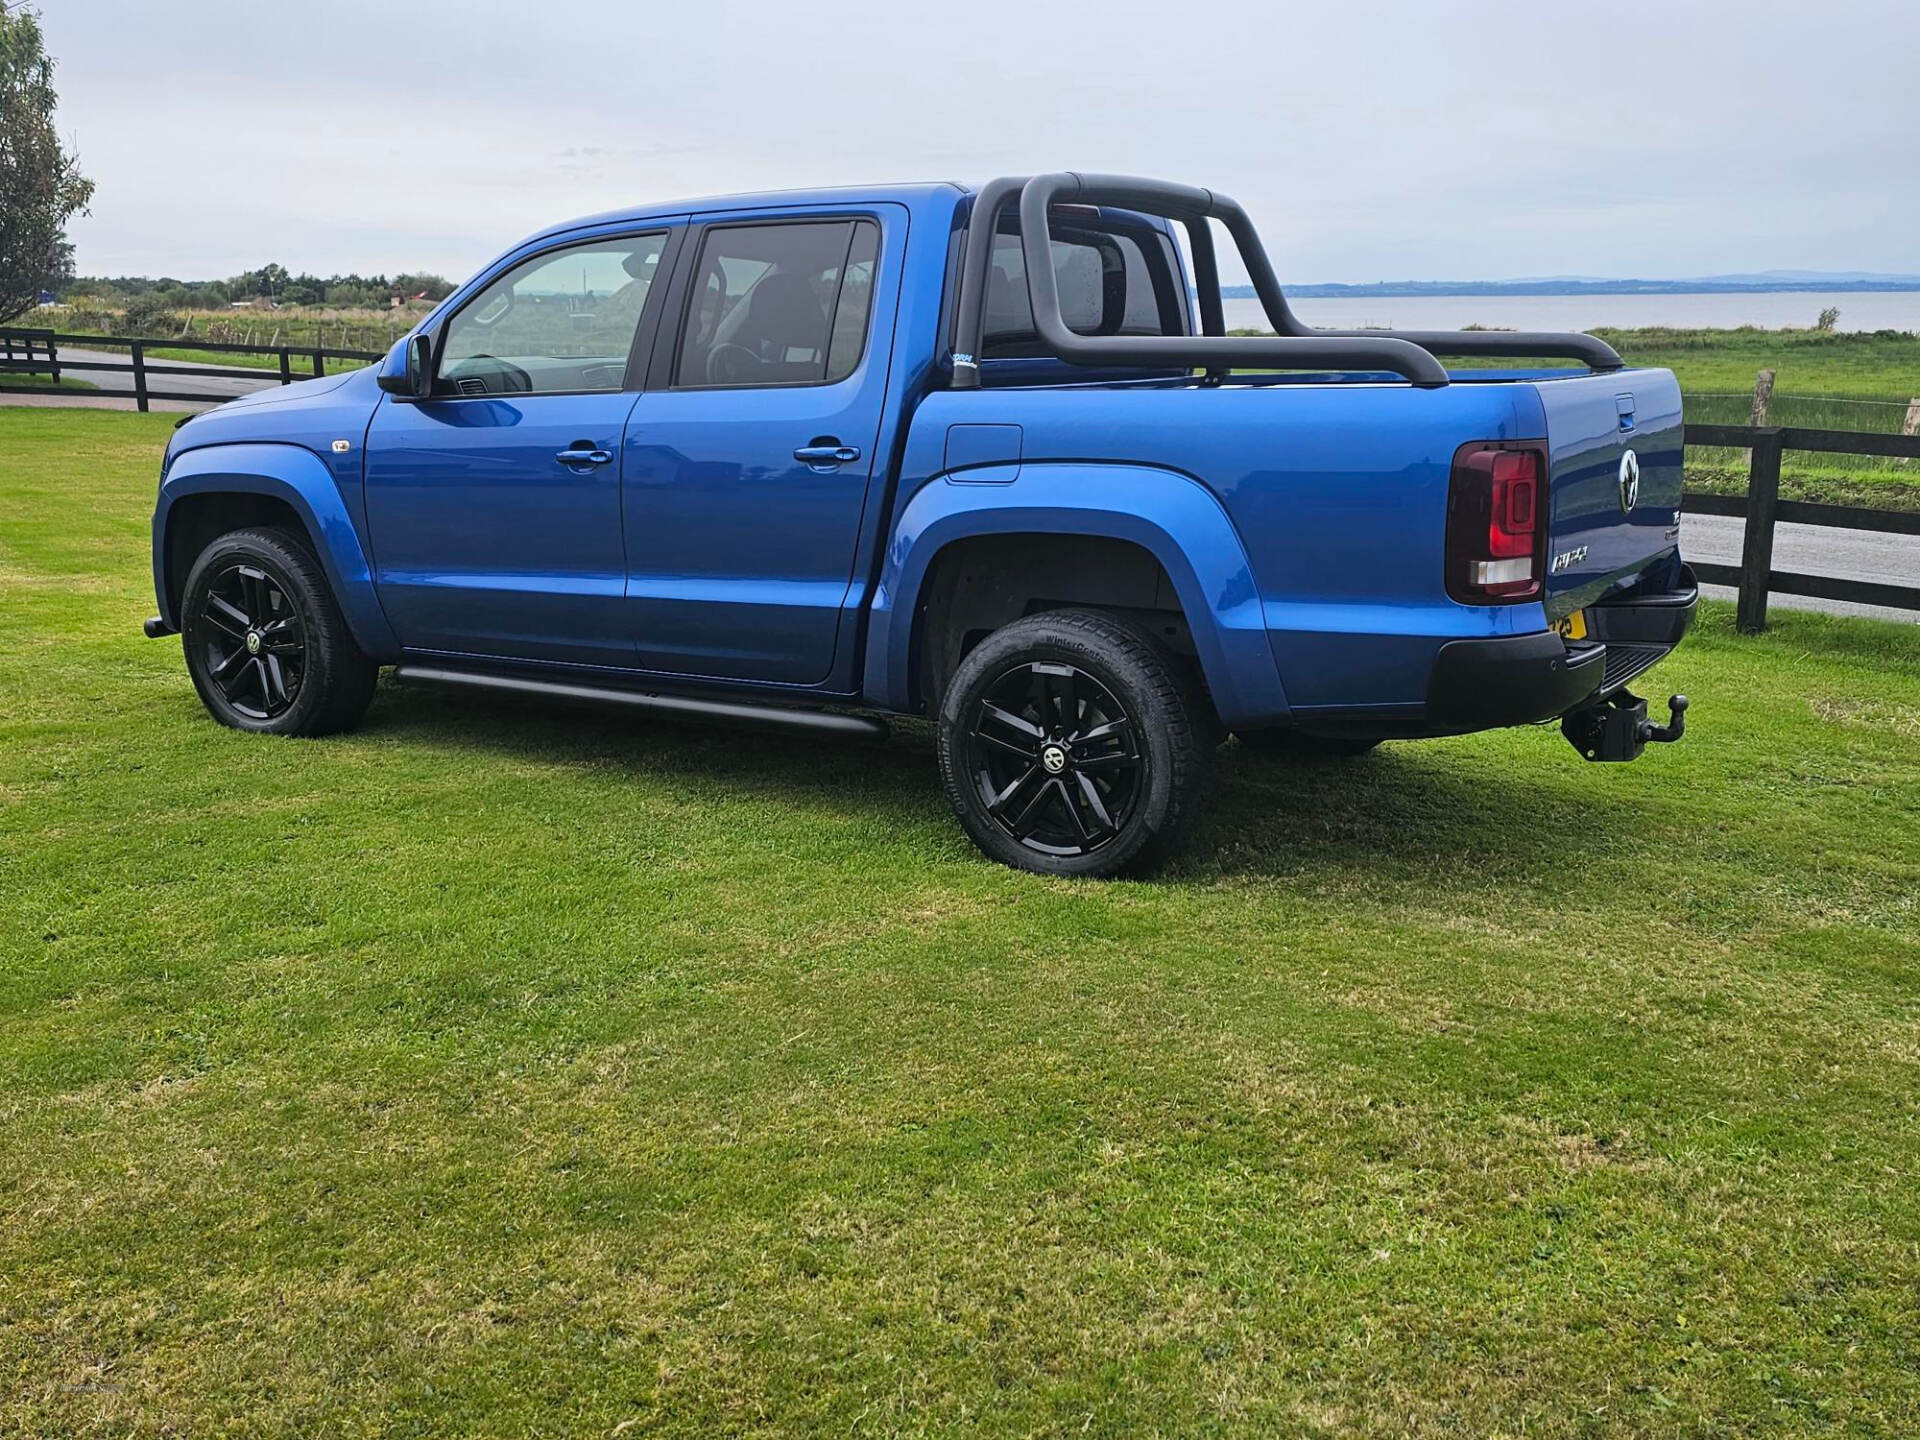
[0,372,96,392]
[3,408,1920,1436]
[46,335,371,379]
[1593,329,1920,509]
[35,303,413,359]
[143,346,370,378]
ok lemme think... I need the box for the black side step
[393,665,890,740]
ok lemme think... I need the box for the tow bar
[1562,691,1688,762]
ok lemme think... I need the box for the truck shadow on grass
[360,682,1656,889]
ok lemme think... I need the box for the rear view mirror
[377,332,435,400]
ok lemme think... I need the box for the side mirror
[377,332,435,400]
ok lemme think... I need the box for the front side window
[439,232,667,396]
[676,220,879,388]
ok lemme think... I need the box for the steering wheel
[705,344,761,385]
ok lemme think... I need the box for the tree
[0,4,94,320]
[45,227,73,285]
[235,262,290,300]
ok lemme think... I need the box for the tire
[937,608,1213,878]
[1234,728,1381,759]
[180,526,377,737]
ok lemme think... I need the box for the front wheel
[180,526,377,736]
[937,609,1213,878]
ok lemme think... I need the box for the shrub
[120,293,180,337]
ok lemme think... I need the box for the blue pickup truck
[148,173,1694,876]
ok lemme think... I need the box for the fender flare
[156,442,399,658]
[864,462,1286,728]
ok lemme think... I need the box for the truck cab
[150,173,1696,877]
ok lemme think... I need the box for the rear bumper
[1575,562,1700,695]
[1427,631,1605,730]
[1427,564,1698,732]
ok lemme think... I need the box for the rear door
[365,226,681,666]
[620,207,902,685]
[1534,369,1685,617]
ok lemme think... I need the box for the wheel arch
[157,443,398,658]
[865,462,1286,728]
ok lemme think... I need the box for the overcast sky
[38,0,1920,286]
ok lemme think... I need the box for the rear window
[980,221,1184,357]
[675,219,879,388]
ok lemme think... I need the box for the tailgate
[1533,369,1684,620]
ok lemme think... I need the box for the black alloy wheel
[937,608,1211,878]
[966,659,1143,858]
[180,527,378,737]
[196,561,306,720]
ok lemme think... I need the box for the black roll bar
[950,172,1624,391]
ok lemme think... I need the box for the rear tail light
[1446,443,1546,603]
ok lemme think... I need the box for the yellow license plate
[1553,609,1588,641]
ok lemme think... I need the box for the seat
[735,273,828,377]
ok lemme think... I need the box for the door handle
[556,445,614,467]
[793,442,861,466]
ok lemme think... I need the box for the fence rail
[0,328,384,410]
[0,326,61,381]
[4,332,1915,628]
[1681,422,1920,629]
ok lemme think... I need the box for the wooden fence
[0,326,61,382]
[0,328,384,410]
[1681,423,1920,631]
[3,330,1915,632]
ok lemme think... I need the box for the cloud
[37,0,1920,283]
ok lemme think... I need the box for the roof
[529,182,969,246]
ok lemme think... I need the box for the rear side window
[981,222,1183,357]
[676,219,880,388]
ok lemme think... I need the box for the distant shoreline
[1228,281,1920,300]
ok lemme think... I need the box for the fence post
[1898,398,1920,468]
[131,341,149,413]
[311,349,325,380]
[1736,427,1784,634]
[48,334,59,384]
[1748,369,1775,428]
[279,348,293,386]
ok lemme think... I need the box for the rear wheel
[937,609,1212,878]
[180,527,376,736]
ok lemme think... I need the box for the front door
[621,212,898,685]
[365,227,677,667]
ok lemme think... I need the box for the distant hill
[1224,272,1920,300]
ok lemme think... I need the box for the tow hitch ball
[1562,692,1689,762]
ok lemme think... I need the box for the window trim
[424,226,681,401]
[662,214,884,394]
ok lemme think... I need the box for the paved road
[1682,512,1917,623]
[50,345,285,411]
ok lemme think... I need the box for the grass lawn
[3,408,1919,1436]
[45,339,371,379]
[1596,330,1920,510]
[0,373,97,393]
[143,346,370,378]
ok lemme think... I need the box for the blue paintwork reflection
[365,390,641,666]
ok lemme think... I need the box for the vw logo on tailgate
[1618,448,1641,512]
